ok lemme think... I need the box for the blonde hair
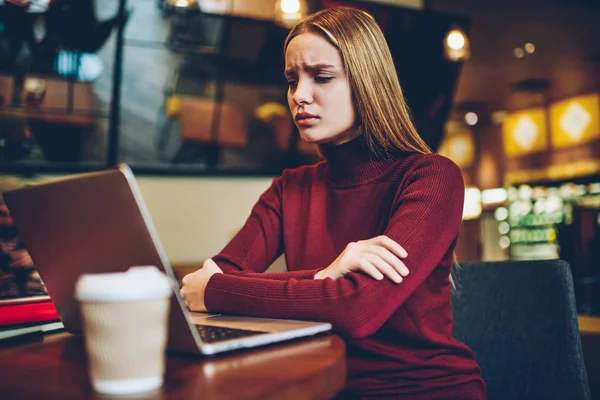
[284,7,432,157]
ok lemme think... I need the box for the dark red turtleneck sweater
[204,139,486,399]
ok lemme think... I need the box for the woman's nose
[293,79,313,105]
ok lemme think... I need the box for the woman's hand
[180,258,223,312]
[315,235,409,283]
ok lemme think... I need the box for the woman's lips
[296,117,319,126]
[295,113,319,126]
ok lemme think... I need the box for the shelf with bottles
[510,242,559,260]
[508,182,600,229]
[509,212,564,228]
[506,180,600,260]
[509,226,558,244]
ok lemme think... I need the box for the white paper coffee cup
[75,266,172,395]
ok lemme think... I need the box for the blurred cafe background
[1,0,600,315]
[1,0,600,394]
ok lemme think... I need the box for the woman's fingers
[369,245,409,277]
[358,259,384,281]
[368,255,403,283]
[376,235,408,259]
[337,236,409,283]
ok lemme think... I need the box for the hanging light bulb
[447,31,465,50]
[275,0,308,29]
[443,26,470,62]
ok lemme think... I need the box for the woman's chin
[299,133,321,144]
[299,131,330,145]
[299,127,360,146]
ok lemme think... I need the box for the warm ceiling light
[446,31,465,50]
[465,112,478,126]
[443,27,470,62]
[281,0,301,13]
[514,47,525,58]
[524,42,535,54]
[275,0,307,28]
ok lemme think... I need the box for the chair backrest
[452,260,591,400]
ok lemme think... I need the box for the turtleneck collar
[321,136,399,186]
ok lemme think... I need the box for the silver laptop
[4,165,331,355]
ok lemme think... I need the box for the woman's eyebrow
[285,63,336,77]
[304,63,336,72]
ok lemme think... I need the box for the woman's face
[285,33,358,145]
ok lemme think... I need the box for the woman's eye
[315,76,333,83]
[287,80,298,88]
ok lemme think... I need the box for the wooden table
[0,331,346,399]
[0,74,97,127]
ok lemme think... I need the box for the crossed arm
[180,157,464,338]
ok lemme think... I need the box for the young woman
[181,7,486,399]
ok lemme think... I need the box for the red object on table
[0,300,59,326]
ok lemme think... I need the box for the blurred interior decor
[1,0,469,175]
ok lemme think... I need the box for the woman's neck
[321,136,398,186]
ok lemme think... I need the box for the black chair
[452,260,592,400]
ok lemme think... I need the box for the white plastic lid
[75,266,172,302]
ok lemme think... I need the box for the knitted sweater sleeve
[204,156,465,338]
[211,176,321,281]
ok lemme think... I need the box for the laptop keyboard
[195,325,268,343]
